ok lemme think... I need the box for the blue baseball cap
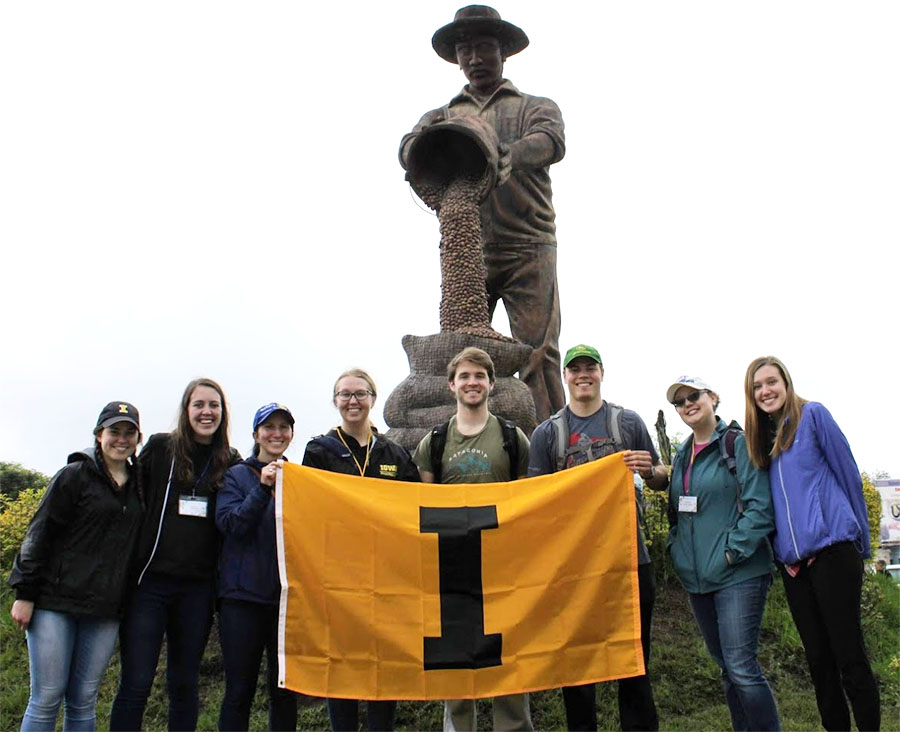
[252,403,294,431]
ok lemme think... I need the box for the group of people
[8,345,881,732]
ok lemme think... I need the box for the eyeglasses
[672,390,707,408]
[334,390,374,403]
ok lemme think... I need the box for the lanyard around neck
[336,427,372,477]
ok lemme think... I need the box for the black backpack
[429,417,520,484]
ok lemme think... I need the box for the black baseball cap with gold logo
[96,401,140,430]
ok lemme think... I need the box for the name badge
[678,495,698,513]
[178,495,208,518]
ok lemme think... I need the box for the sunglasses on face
[672,389,708,408]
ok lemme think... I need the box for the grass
[2,567,897,731]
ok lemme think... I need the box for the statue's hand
[497,142,512,186]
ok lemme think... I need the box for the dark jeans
[110,572,215,731]
[689,574,780,731]
[218,599,298,731]
[326,698,396,731]
[780,541,880,731]
[562,562,658,731]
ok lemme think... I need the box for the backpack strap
[549,407,569,472]
[605,402,625,452]
[496,417,520,481]
[718,420,744,513]
[429,421,450,484]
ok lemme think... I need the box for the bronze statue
[400,5,567,423]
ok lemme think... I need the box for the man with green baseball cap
[528,344,667,731]
[562,344,603,368]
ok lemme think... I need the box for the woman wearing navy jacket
[745,356,879,731]
[302,368,419,732]
[216,403,299,732]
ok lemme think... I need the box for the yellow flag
[275,454,643,700]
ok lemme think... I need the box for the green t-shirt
[413,414,530,484]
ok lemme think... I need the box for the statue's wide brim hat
[432,5,529,63]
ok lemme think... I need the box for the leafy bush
[861,472,882,552]
[0,488,45,572]
[0,462,49,502]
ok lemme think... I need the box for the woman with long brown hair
[110,378,240,731]
[744,356,879,731]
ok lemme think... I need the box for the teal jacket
[667,418,774,594]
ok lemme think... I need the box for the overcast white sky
[2,1,898,480]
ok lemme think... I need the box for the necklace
[336,426,372,477]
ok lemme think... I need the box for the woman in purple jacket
[744,356,879,731]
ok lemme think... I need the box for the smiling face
[254,414,293,463]
[188,385,223,444]
[334,375,374,429]
[97,421,140,465]
[673,386,717,434]
[455,34,505,96]
[753,364,788,416]
[564,357,603,405]
[449,359,492,408]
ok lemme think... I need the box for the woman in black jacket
[8,401,143,732]
[216,402,299,731]
[110,378,239,732]
[302,368,419,732]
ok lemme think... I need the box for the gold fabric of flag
[275,454,643,700]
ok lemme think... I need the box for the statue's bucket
[406,116,499,203]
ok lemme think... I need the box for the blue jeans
[218,599,298,731]
[109,573,215,731]
[688,574,781,731]
[21,608,120,732]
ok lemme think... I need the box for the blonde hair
[743,356,807,469]
[333,368,378,431]
[333,368,377,398]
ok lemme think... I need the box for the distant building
[875,478,900,563]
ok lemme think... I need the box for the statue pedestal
[384,333,537,453]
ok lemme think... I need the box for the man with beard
[414,346,532,731]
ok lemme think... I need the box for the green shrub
[0,488,45,572]
[861,472,882,552]
[0,462,49,502]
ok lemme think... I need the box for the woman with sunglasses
[111,378,240,731]
[216,403,299,731]
[8,401,143,731]
[665,376,780,731]
[744,357,879,731]
[302,368,419,732]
